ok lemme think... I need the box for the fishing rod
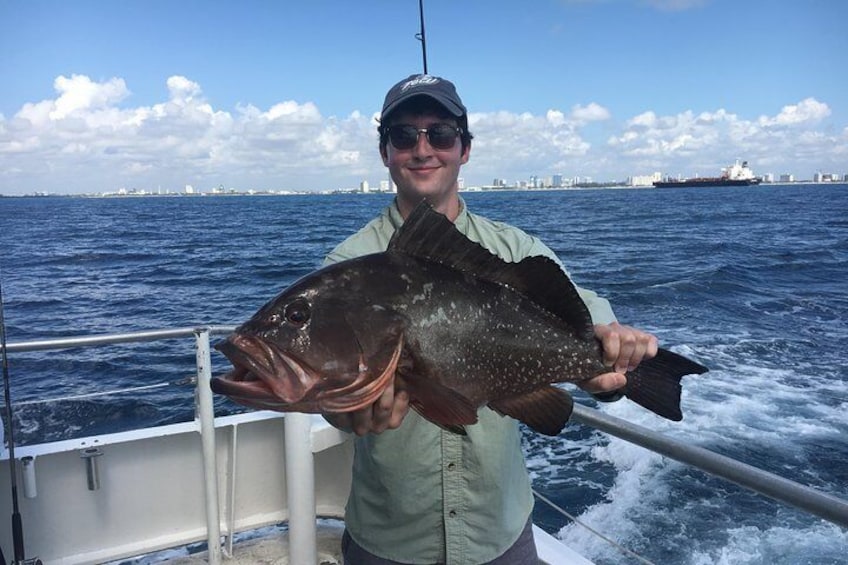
[415,0,428,74]
[1,273,29,565]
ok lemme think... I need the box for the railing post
[195,329,222,565]
[284,412,318,564]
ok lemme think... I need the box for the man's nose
[411,131,434,156]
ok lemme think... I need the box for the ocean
[1,184,846,564]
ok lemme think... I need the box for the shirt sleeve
[524,237,617,326]
[323,219,394,266]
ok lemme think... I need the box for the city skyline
[8,166,846,199]
[1,1,846,196]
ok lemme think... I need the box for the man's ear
[460,141,471,165]
[380,144,390,166]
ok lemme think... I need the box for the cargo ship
[654,160,762,188]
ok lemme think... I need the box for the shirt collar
[389,196,469,229]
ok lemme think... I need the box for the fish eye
[284,299,311,327]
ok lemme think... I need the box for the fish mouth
[211,334,315,408]
[210,334,404,414]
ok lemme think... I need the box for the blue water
[1,185,846,564]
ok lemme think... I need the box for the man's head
[378,74,472,152]
[378,74,473,218]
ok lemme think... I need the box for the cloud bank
[1,74,844,194]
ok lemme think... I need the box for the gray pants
[341,515,539,565]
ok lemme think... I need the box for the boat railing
[2,327,847,564]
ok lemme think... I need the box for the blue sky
[1,0,846,194]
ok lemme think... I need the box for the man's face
[380,110,470,207]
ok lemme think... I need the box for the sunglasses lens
[427,124,459,149]
[387,125,460,150]
[388,126,420,150]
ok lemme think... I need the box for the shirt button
[449,510,457,518]
[447,463,456,470]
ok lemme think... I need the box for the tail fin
[624,348,707,421]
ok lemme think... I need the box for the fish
[210,201,707,436]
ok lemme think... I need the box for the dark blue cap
[381,74,466,121]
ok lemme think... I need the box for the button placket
[442,432,466,564]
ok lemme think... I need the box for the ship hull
[653,178,761,188]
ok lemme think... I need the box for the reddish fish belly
[211,335,404,413]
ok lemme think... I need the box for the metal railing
[1,326,846,565]
[3,327,234,565]
[2,326,336,565]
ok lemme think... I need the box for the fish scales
[391,256,604,404]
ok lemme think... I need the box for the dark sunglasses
[383,123,463,151]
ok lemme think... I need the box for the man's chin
[397,182,455,199]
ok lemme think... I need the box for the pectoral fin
[400,373,478,435]
[489,386,574,436]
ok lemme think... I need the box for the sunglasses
[383,123,463,151]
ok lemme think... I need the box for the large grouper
[211,201,707,436]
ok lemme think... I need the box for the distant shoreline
[1,181,846,199]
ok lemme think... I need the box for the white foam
[688,522,847,565]
[551,344,847,563]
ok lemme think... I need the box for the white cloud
[0,74,845,194]
[50,75,130,120]
[605,99,844,179]
[166,76,201,102]
[264,100,322,123]
[627,111,658,129]
[570,102,611,123]
[758,97,831,127]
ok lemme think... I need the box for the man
[323,74,658,564]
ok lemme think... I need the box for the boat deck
[148,520,592,565]
[157,521,344,565]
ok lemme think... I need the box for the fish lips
[211,334,316,406]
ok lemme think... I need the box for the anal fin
[489,386,574,436]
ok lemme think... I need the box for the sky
[1,0,846,195]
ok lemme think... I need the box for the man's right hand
[324,380,410,436]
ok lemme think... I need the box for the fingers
[332,380,410,437]
[578,371,627,394]
[388,389,410,429]
[369,381,398,434]
[596,322,658,374]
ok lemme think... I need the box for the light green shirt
[324,198,615,564]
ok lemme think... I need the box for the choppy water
[1,185,846,563]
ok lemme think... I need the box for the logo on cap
[400,75,440,92]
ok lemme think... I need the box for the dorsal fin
[388,201,595,341]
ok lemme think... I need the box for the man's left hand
[577,322,659,394]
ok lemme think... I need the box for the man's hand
[323,379,410,436]
[578,322,659,394]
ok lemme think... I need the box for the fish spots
[412,282,435,304]
[419,306,451,328]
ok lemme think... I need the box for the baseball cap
[380,74,467,121]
